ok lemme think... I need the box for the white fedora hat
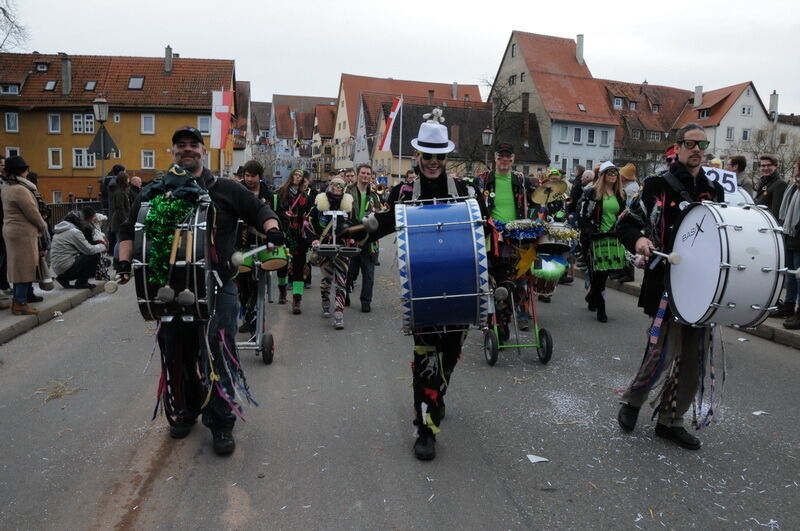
[410,122,455,154]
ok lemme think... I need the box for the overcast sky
[19,0,800,114]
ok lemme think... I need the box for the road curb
[573,269,799,350]
[0,283,106,346]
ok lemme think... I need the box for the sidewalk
[573,268,800,350]
[0,282,108,345]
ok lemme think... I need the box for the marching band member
[117,127,282,456]
[275,169,311,313]
[345,164,383,313]
[615,123,723,450]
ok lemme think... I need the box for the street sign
[87,125,119,159]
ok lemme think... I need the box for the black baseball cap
[495,142,514,154]
[172,126,205,145]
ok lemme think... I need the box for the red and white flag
[377,96,403,152]
[210,90,234,149]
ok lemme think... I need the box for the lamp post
[87,185,93,200]
[92,97,109,185]
[482,127,494,172]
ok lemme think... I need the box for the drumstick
[176,229,196,306]
[104,280,118,294]
[231,244,269,267]
[652,251,681,265]
[157,228,182,303]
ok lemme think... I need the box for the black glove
[117,260,132,274]
[265,228,285,246]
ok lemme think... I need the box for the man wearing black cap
[117,126,282,456]
[477,143,534,328]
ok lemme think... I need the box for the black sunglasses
[678,139,710,150]
[419,152,447,161]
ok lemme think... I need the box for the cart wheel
[261,332,274,365]
[484,329,499,366]
[537,328,553,364]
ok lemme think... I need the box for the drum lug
[720,262,731,269]
[762,266,776,272]
[777,267,789,273]
[736,264,746,271]
[161,316,174,322]
[750,304,777,311]
[709,303,721,308]
[181,315,195,322]
[727,302,736,309]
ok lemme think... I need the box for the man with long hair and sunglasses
[367,111,486,461]
[614,123,724,450]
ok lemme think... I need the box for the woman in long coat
[1,156,48,315]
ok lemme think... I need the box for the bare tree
[0,0,27,51]
[722,127,800,185]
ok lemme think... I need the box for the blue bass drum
[395,199,489,332]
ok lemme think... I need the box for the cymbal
[531,180,568,204]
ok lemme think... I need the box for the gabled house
[489,31,618,174]
[268,94,336,184]
[332,73,482,170]
[232,80,251,170]
[601,80,691,175]
[310,103,336,179]
[0,47,236,201]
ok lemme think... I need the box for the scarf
[778,183,800,237]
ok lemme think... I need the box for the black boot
[585,292,596,312]
[784,309,800,329]
[596,296,607,323]
[414,431,436,461]
[655,423,701,450]
[773,299,795,319]
[278,284,288,304]
[617,403,640,432]
[292,294,302,314]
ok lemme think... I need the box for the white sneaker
[333,311,344,329]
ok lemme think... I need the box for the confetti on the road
[747,517,781,530]
[737,337,750,342]
[132,505,139,511]
[554,420,584,425]
[634,513,644,522]
[427,493,434,502]
[752,411,770,416]
[166,476,173,481]
[53,310,64,322]
[527,454,549,463]
[34,378,82,403]
[280,505,287,510]
[612,356,621,360]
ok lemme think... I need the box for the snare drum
[237,245,288,272]
[395,199,489,332]
[133,200,214,321]
[668,202,784,328]
[538,221,575,255]
[530,255,566,296]
[591,236,627,271]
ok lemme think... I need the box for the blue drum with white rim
[395,198,489,332]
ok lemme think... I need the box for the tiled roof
[339,73,482,135]
[673,82,765,128]
[779,113,800,126]
[295,111,314,140]
[314,104,336,138]
[599,80,692,147]
[510,32,616,126]
[272,94,336,139]
[387,103,548,165]
[251,101,271,133]
[0,52,234,110]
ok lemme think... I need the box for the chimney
[693,85,703,108]
[768,90,779,116]
[452,82,458,100]
[640,79,648,94]
[165,45,173,74]
[59,53,71,96]
[428,90,435,105]
[521,92,530,143]
[576,34,584,66]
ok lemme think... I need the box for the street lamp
[482,127,494,171]
[92,97,109,185]
[87,185,93,200]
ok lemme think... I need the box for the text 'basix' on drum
[668,202,784,329]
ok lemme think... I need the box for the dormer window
[577,103,586,112]
[651,104,660,113]
[36,63,48,72]
[84,80,97,91]
[128,76,145,90]
[629,101,637,111]
[0,84,20,95]
[44,80,57,91]
[613,97,623,110]
[699,109,710,119]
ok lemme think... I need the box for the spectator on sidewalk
[110,172,132,260]
[50,211,106,289]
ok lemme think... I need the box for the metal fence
[47,201,103,230]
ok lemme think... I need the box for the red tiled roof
[295,111,314,140]
[314,104,336,138]
[0,52,234,110]
[599,80,692,147]
[510,32,616,126]
[251,101,271,133]
[272,94,336,139]
[673,82,765,128]
[338,73,482,135]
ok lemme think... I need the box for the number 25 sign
[703,167,738,194]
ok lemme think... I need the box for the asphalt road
[1,238,798,530]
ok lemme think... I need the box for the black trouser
[0,234,8,290]
[588,270,609,312]
[157,279,239,431]
[58,254,101,285]
[346,248,376,304]
[412,327,466,436]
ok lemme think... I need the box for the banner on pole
[378,96,403,152]
[210,90,234,149]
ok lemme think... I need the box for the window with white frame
[742,105,752,116]
[5,112,18,132]
[587,129,595,144]
[84,80,96,91]
[600,130,609,145]
[508,74,517,86]
[141,149,155,169]
[699,109,710,119]
[198,116,211,134]
[560,126,568,142]
[572,159,580,172]
[0,84,19,94]
[629,101,637,111]
[48,148,62,169]
[112,149,122,159]
[586,159,593,169]
[72,113,94,134]
[128,76,145,90]
[726,126,734,141]
[84,114,94,134]
[141,114,155,134]
[613,97,623,110]
[72,148,95,168]
[48,113,61,133]
[573,128,582,143]
[113,113,121,123]
[651,104,660,113]
[742,129,751,141]
[647,131,660,142]
[73,113,84,133]
[561,157,568,172]
[52,190,62,203]
[5,147,19,158]
[44,80,57,91]
[577,103,586,112]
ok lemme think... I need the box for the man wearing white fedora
[366,110,486,460]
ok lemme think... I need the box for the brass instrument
[373,183,386,195]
